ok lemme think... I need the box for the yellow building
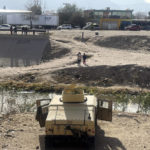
[100,18,132,30]
[84,8,133,30]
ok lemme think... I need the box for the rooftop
[0,9,32,14]
[85,9,133,12]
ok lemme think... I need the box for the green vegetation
[0,81,64,93]
[0,81,150,113]
[58,3,86,28]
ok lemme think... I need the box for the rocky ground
[0,112,150,150]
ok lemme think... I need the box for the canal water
[0,90,149,115]
[0,90,50,114]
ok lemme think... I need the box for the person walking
[77,52,81,65]
[83,53,87,65]
[10,25,13,35]
[22,27,24,35]
[14,26,17,35]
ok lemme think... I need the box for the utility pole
[34,0,41,6]
[0,89,4,113]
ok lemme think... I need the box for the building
[0,9,31,24]
[84,8,133,30]
[0,9,59,28]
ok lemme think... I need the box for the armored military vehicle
[36,85,112,144]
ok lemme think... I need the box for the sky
[0,0,150,13]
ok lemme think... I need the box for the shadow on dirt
[116,114,138,119]
[39,126,126,150]
[95,126,126,150]
[55,39,70,43]
[42,45,70,62]
[53,64,150,89]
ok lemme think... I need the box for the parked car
[20,25,30,29]
[73,26,81,29]
[91,24,100,30]
[141,25,150,30]
[125,24,141,31]
[57,24,72,30]
[83,23,100,30]
[0,24,12,30]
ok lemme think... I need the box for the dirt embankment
[1,30,150,90]
[42,39,70,62]
[52,65,150,89]
[94,36,150,51]
[75,35,150,51]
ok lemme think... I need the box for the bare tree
[25,0,42,28]
[58,3,86,28]
[134,12,147,19]
[26,0,42,15]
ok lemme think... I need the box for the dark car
[125,24,141,31]
[91,24,100,30]
[141,25,150,30]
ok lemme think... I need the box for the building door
[102,21,118,30]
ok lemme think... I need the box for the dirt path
[51,30,150,67]
[0,112,150,150]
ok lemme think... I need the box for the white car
[57,24,72,30]
[0,24,11,30]
[20,25,30,29]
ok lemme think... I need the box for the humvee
[36,86,112,145]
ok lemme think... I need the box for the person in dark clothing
[83,53,87,65]
[10,25,13,35]
[14,26,17,34]
[22,27,24,35]
[25,27,28,35]
[77,52,81,65]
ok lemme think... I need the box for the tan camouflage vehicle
[36,85,112,145]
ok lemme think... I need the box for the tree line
[27,0,150,27]
[26,0,88,28]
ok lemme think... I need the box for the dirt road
[0,112,150,150]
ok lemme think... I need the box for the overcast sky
[0,0,150,13]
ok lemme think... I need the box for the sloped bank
[75,35,150,51]
[52,64,150,89]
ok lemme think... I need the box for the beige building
[84,8,133,30]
